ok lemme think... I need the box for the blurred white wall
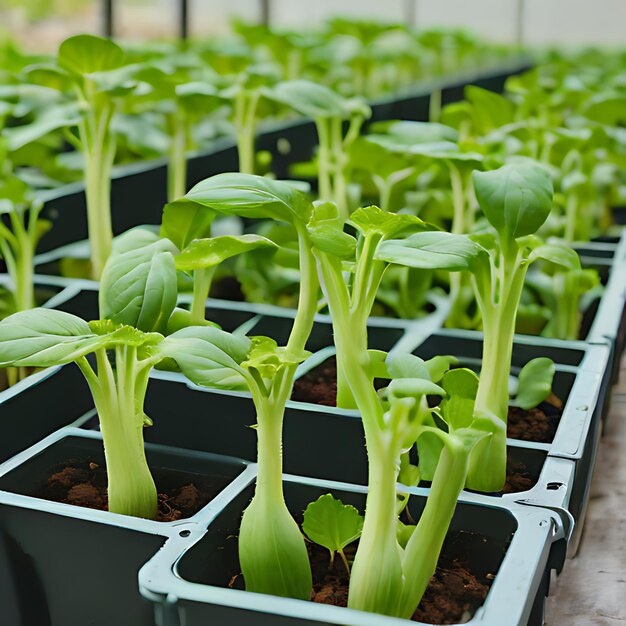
[270,0,626,46]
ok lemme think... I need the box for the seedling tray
[138,472,564,626]
[0,428,253,626]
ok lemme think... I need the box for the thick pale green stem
[564,192,578,244]
[468,248,527,492]
[81,104,116,280]
[239,227,318,600]
[316,117,333,201]
[330,116,349,220]
[398,442,470,617]
[190,267,216,324]
[234,90,259,175]
[429,88,442,123]
[167,114,188,202]
[90,348,157,519]
[348,439,403,615]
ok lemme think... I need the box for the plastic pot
[0,428,253,626]
[138,473,564,626]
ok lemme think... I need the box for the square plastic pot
[138,472,564,626]
[0,428,253,626]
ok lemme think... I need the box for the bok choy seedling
[0,228,184,518]
[266,80,371,218]
[160,174,319,600]
[26,35,138,279]
[377,162,581,491]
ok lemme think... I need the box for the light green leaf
[472,163,554,239]
[157,325,251,390]
[439,368,479,431]
[181,174,313,225]
[376,231,487,272]
[242,336,310,378]
[348,205,427,239]
[369,120,459,144]
[58,34,125,75]
[527,244,581,271]
[387,377,444,399]
[161,200,215,250]
[4,103,82,151]
[99,228,178,334]
[386,352,430,380]
[302,494,363,560]
[266,80,346,118]
[0,308,107,367]
[175,235,277,272]
[511,357,555,410]
[423,355,458,383]
[465,85,514,132]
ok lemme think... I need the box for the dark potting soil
[33,458,228,522]
[291,357,548,493]
[229,530,497,625]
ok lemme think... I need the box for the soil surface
[34,458,226,522]
[229,530,497,624]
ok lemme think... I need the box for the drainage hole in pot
[546,482,564,490]
[179,530,191,537]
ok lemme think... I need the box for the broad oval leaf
[99,228,178,334]
[182,174,314,225]
[376,231,487,272]
[527,244,581,271]
[369,120,459,144]
[302,494,363,556]
[349,205,427,239]
[439,368,479,431]
[472,163,553,239]
[161,200,215,250]
[157,325,251,390]
[267,80,346,118]
[0,309,108,367]
[510,357,555,410]
[58,34,125,76]
[175,234,277,272]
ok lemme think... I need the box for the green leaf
[181,174,313,225]
[175,235,277,272]
[423,355,458,383]
[376,231,487,272]
[242,336,310,378]
[387,378,444,399]
[0,308,109,367]
[439,368,479,431]
[99,228,178,334]
[386,352,430,380]
[472,163,554,239]
[584,95,626,126]
[527,244,581,271]
[4,103,82,151]
[369,120,459,144]
[510,357,555,410]
[161,200,215,250]
[308,201,357,260]
[302,494,363,560]
[348,205,427,239]
[465,85,514,132]
[157,325,251,390]
[58,34,125,75]
[267,80,346,118]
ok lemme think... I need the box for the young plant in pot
[159,173,321,599]
[24,35,139,279]
[377,161,581,492]
[0,227,227,519]
[307,201,496,617]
